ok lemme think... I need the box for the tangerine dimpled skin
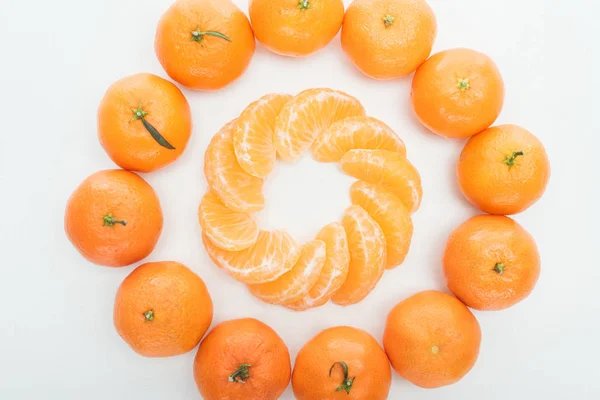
[193,318,291,400]
[342,0,437,79]
[64,170,163,267]
[444,215,541,310]
[249,0,345,57]
[155,0,255,90]
[98,73,192,173]
[383,290,481,388]
[457,124,551,215]
[411,48,505,138]
[113,261,213,358]
[292,326,391,400]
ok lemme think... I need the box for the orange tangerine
[275,89,365,161]
[204,120,264,213]
[311,116,406,162]
[198,191,258,251]
[341,149,422,213]
[287,223,350,311]
[350,181,414,269]
[234,93,292,178]
[248,240,326,305]
[203,230,300,284]
[332,205,387,305]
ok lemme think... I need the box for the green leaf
[141,119,176,150]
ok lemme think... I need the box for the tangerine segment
[341,149,422,213]
[248,240,326,305]
[198,192,258,252]
[274,88,366,161]
[203,230,301,284]
[332,205,387,306]
[311,116,406,162]
[350,181,414,269]
[234,93,293,178]
[204,120,265,213]
[287,222,350,311]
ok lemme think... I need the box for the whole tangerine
[249,0,344,57]
[444,215,541,310]
[411,48,505,138]
[64,169,163,267]
[292,326,391,400]
[114,261,213,357]
[193,318,291,400]
[457,124,550,215]
[98,73,192,172]
[342,0,437,79]
[155,0,255,90]
[383,290,481,388]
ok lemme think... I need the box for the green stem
[383,14,395,28]
[130,105,176,150]
[504,151,524,168]
[298,0,310,10]
[143,310,154,321]
[457,78,470,91]
[494,263,505,275]
[191,29,232,45]
[103,213,127,227]
[228,364,251,383]
[329,361,355,394]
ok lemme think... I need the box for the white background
[1,0,599,399]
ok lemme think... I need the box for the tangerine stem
[457,78,470,91]
[504,151,524,168]
[229,364,251,383]
[191,29,232,44]
[103,213,127,227]
[329,361,355,394]
[298,0,310,10]
[143,310,154,321]
[383,14,395,27]
[494,263,505,275]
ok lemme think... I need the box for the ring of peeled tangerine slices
[341,149,423,213]
[287,222,351,311]
[311,116,407,162]
[332,205,387,306]
[248,240,327,305]
[204,119,265,213]
[274,88,366,161]
[198,191,259,252]
[350,181,414,269]
[234,93,292,178]
[202,230,301,285]
[201,89,420,309]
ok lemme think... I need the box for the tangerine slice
[202,230,301,284]
[340,149,422,213]
[234,93,292,178]
[287,222,350,311]
[350,181,414,269]
[312,116,407,162]
[274,88,365,161]
[332,205,387,306]
[248,240,326,305]
[198,191,259,252]
[204,120,265,213]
